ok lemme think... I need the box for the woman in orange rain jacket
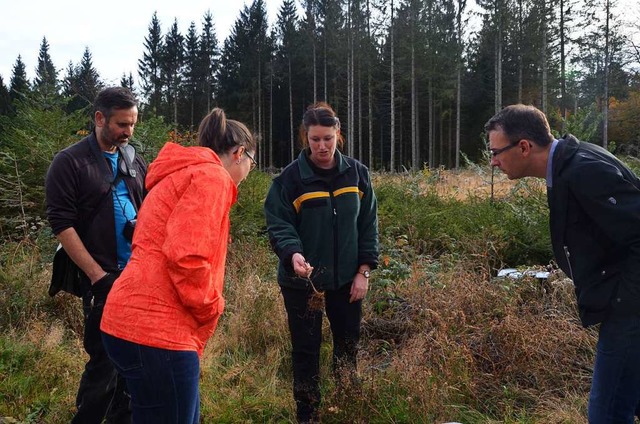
[100,108,257,424]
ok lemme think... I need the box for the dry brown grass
[356,257,595,422]
[373,167,546,201]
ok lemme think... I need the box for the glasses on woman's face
[245,150,257,170]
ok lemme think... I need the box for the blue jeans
[588,313,640,423]
[102,332,200,424]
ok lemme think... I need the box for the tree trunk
[324,32,328,102]
[428,77,434,168]
[289,58,295,162]
[367,0,373,168]
[517,0,523,103]
[603,0,610,149]
[258,60,263,170]
[313,40,317,103]
[456,0,464,169]
[560,0,567,133]
[541,0,548,114]
[411,43,418,170]
[358,64,363,161]
[390,0,396,171]
[495,0,503,114]
[270,60,274,168]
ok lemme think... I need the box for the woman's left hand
[350,273,369,303]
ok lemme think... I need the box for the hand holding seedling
[292,253,314,278]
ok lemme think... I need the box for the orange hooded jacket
[101,142,237,355]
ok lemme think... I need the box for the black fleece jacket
[45,132,146,276]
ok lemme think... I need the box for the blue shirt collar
[546,139,559,188]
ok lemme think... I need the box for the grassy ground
[0,168,596,423]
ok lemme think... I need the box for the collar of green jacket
[298,148,351,183]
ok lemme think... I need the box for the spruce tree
[138,12,165,116]
[120,72,135,92]
[275,0,300,162]
[183,20,200,129]
[162,18,185,127]
[33,37,59,105]
[199,10,220,113]
[63,47,102,113]
[9,55,30,104]
[0,75,11,116]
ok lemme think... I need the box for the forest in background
[1,0,639,174]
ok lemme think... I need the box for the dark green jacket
[264,149,379,291]
[549,134,640,326]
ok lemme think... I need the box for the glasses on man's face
[245,150,257,170]
[489,142,519,158]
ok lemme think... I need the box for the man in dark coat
[486,104,640,423]
[46,87,146,423]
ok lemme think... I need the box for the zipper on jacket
[329,191,339,290]
[563,246,575,280]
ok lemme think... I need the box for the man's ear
[520,139,533,156]
[95,111,106,128]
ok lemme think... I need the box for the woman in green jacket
[264,102,379,423]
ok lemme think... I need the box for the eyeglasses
[245,150,257,170]
[489,142,519,158]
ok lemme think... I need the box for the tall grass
[0,169,594,423]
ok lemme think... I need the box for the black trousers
[73,276,131,424]
[280,283,362,423]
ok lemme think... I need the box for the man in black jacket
[45,87,146,423]
[485,104,640,423]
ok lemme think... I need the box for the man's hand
[56,227,106,283]
[90,272,118,301]
[292,253,313,278]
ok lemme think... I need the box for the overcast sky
[0,0,284,86]
[1,0,638,88]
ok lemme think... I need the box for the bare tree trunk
[495,0,503,114]
[347,0,353,155]
[439,104,444,167]
[390,0,396,171]
[517,0,523,103]
[456,0,465,169]
[411,43,418,170]
[324,33,328,102]
[289,58,295,162]
[541,0,548,114]
[173,90,178,136]
[448,106,453,168]
[270,60,274,168]
[367,0,373,168]
[428,77,434,168]
[358,65,363,161]
[258,60,263,170]
[603,0,610,149]
[313,41,317,103]
[495,38,502,113]
[560,0,567,133]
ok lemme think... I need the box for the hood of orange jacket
[146,142,225,191]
